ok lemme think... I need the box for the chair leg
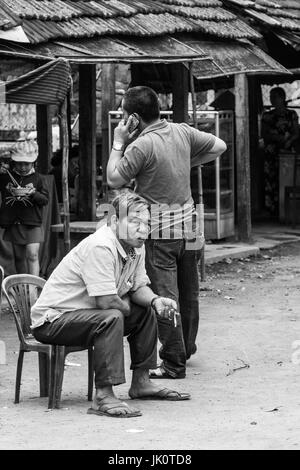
[38,352,49,397]
[87,347,94,401]
[48,348,56,409]
[48,346,65,409]
[14,349,24,404]
[53,346,66,409]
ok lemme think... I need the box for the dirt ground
[0,241,300,451]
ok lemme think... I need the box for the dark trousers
[33,302,158,388]
[145,239,200,377]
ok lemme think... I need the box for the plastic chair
[284,153,300,228]
[1,274,94,409]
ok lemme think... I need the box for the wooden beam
[101,63,116,198]
[78,64,96,220]
[171,63,189,123]
[234,73,252,242]
[59,97,70,254]
[36,105,52,174]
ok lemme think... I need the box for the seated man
[31,191,190,418]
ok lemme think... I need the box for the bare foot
[129,369,190,400]
[89,387,141,417]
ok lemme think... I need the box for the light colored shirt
[116,120,216,239]
[31,224,150,329]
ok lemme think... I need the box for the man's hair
[123,86,160,123]
[111,190,149,221]
[270,87,286,101]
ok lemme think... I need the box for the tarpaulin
[4,58,71,104]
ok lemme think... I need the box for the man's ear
[110,214,118,230]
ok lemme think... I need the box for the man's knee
[26,247,39,263]
[92,309,124,330]
[105,308,123,320]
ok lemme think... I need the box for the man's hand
[152,297,177,318]
[121,294,131,317]
[113,118,139,147]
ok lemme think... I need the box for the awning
[0,35,211,64]
[0,34,290,79]
[189,39,291,79]
[3,58,71,104]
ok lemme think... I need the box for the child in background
[0,138,48,276]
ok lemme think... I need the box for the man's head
[122,86,160,128]
[270,87,286,108]
[110,191,150,249]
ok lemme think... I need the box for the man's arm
[202,136,227,160]
[107,147,129,188]
[107,117,138,188]
[130,285,157,308]
[130,286,177,320]
[191,135,227,167]
[95,294,130,316]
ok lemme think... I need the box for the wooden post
[67,91,72,150]
[235,73,252,242]
[78,64,96,220]
[171,63,189,123]
[189,63,205,281]
[248,76,264,219]
[59,97,70,254]
[36,105,52,174]
[101,64,116,199]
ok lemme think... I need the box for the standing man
[31,192,190,418]
[107,86,227,379]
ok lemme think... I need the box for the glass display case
[108,109,235,240]
[190,110,235,240]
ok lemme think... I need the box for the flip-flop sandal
[149,367,185,379]
[130,388,191,401]
[87,396,142,418]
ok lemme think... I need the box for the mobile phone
[127,113,140,133]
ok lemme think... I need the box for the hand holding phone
[127,113,140,134]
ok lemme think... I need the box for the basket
[11,187,31,197]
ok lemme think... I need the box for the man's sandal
[149,367,185,379]
[87,396,142,418]
[129,388,191,401]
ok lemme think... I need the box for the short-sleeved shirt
[30,224,150,329]
[116,119,216,239]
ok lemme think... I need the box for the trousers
[33,302,158,388]
[145,239,200,377]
